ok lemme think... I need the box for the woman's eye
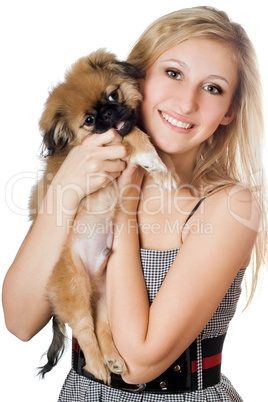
[203,84,221,94]
[166,70,182,80]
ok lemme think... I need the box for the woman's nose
[175,84,198,115]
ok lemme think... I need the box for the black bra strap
[180,197,205,245]
[182,187,223,240]
[184,186,224,226]
[184,197,205,226]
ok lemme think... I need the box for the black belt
[72,334,226,394]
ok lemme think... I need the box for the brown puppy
[30,50,178,384]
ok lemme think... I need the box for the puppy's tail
[38,316,66,378]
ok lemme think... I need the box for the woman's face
[140,38,238,167]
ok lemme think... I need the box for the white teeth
[161,112,193,129]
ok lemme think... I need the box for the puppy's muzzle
[95,104,137,137]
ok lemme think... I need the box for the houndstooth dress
[58,244,245,401]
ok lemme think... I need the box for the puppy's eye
[84,115,95,126]
[108,90,118,102]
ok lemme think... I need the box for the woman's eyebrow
[160,59,190,70]
[207,74,230,85]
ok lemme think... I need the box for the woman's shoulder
[182,183,260,247]
[182,184,260,270]
[203,183,261,233]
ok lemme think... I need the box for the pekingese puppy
[30,49,178,384]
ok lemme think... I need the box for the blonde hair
[127,6,267,304]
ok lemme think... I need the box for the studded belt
[72,334,226,394]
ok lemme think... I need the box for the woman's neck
[170,147,199,186]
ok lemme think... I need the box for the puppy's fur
[30,50,178,383]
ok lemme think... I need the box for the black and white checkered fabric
[58,248,245,401]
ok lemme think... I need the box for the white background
[1,0,267,401]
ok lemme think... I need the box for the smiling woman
[104,6,267,400]
[2,4,267,402]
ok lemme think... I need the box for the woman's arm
[2,131,126,341]
[107,181,261,384]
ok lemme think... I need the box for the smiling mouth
[161,112,194,129]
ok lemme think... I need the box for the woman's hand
[52,130,127,209]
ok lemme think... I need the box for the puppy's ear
[39,85,75,156]
[115,61,145,80]
[41,112,75,156]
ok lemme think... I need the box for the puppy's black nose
[95,105,118,133]
[101,107,115,122]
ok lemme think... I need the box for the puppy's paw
[105,352,126,376]
[84,361,111,385]
[151,170,179,191]
[129,151,168,174]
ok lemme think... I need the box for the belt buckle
[122,383,146,392]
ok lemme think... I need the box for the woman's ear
[220,105,236,126]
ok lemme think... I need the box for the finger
[124,164,145,185]
[80,133,127,161]
[124,163,139,174]
[92,130,123,146]
[102,159,126,173]
[99,144,127,161]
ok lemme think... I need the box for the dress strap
[184,186,223,226]
[181,197,206,244]
[181,187,222,242]
[184,197,206,226]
